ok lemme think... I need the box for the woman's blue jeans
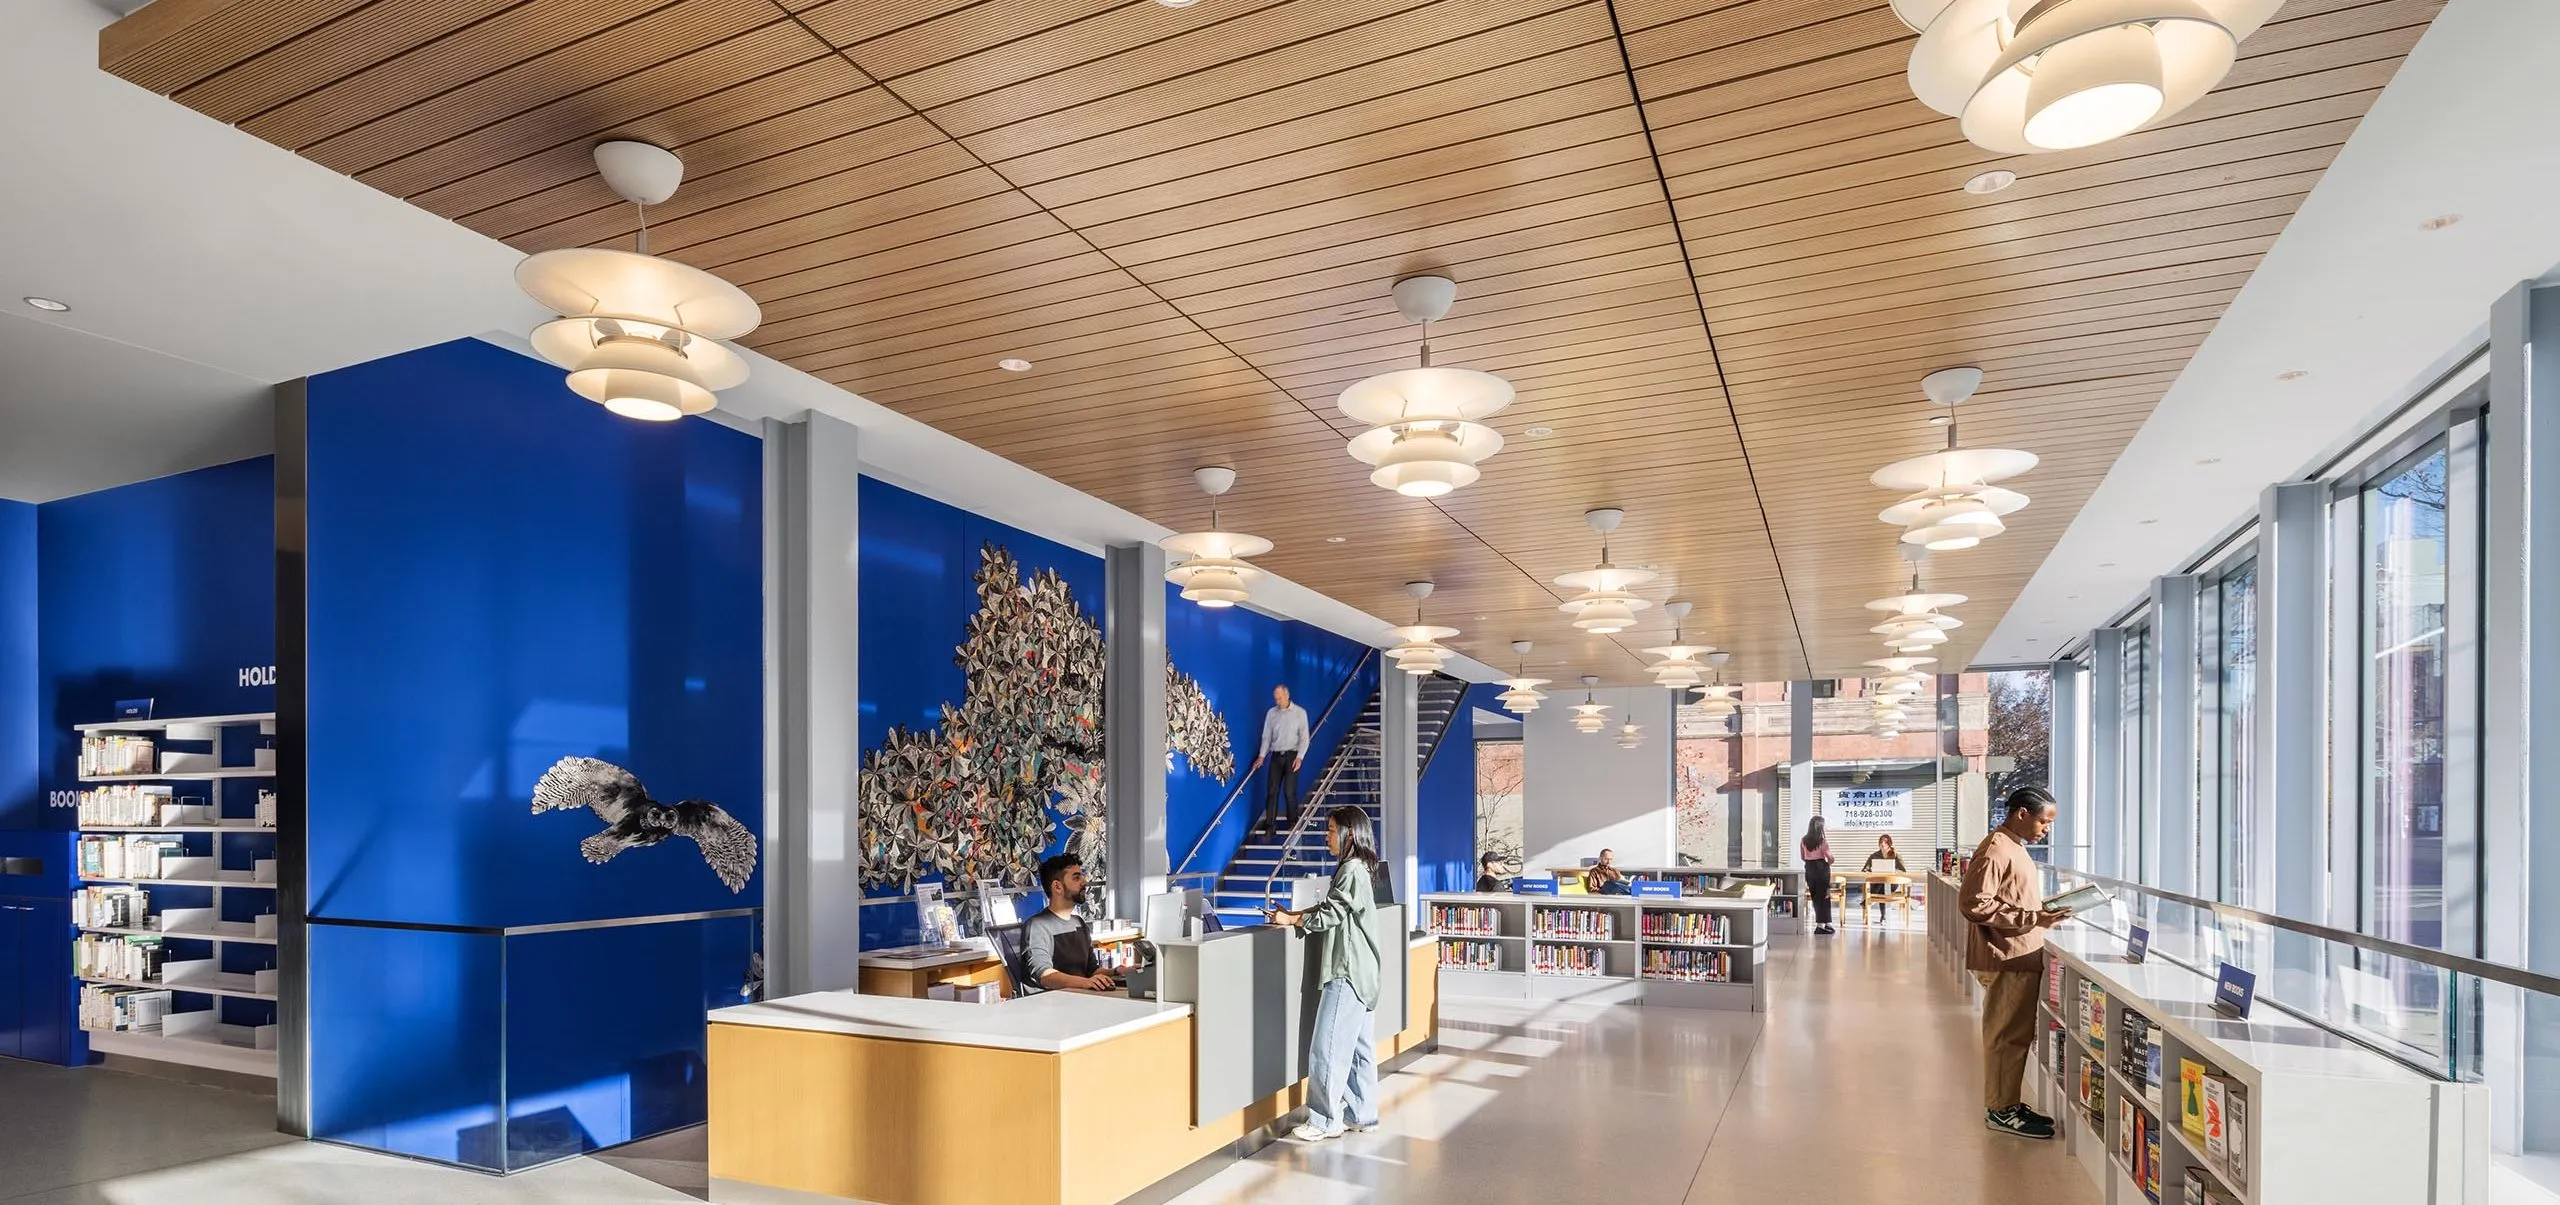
[1306,977,1379,1133]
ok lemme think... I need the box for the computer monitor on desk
[1143,888,1205,944]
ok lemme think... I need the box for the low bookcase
[1420,892,1769,1011]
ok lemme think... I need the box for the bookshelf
[1558,866,1806,935]
[68,712,280,1079]
[2028,928,2484,1205]
[1421,893,1769,1010]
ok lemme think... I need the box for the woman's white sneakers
[1291,1122,1342,1142]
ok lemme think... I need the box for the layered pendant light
[1643,601,1715,690]
[1160,467,1273,609]
[1690,653,1740,721]
[1384,581,1460,676]
[1868,546,1967,655]
[1615,721,1646,750]
[518,142,761,422]
[1569,676,1611,735]
[1555,508,1658,634]
[1865,655,1937,738]
[1873,368,2036,552]
[1495,640,1550,715]
[1891,0,2286,153]
[1338,275,1512,498]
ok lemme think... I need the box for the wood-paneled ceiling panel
[102,0,2445,683]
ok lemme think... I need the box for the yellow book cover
[2180,1060,2208,1138]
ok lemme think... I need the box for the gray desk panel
[1156,905,1404,1126]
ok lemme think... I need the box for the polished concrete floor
[0,931,2095,1204]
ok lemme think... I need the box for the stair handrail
[1412,675,1470,784]
[1172,648,1379,878]
[1254,722,1379,908]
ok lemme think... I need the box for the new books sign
[1829,787,1914,831]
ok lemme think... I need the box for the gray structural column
[2256,481,2331,923]
[2148,575,2204,895]
[766,411,863,998]
[1380,669,1419,908]
[1103,543,1169,920]
[2487,282,2560,1152]
[2087,628,2125,879]
[2050,658,2089,871]
[1788,683,1815,860]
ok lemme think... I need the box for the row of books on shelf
[78,835,187,881]
[2177,1059,2249,1194]
[1532,909,1612,940]
[79,984,173,1033]
[1641,911,1730,943]
[2118,1012,2166,1110]
[74,933,166,982]
[1640,948,1733,983]
[2122,1094,2167,1203]
[72,885,151,930]
[2073,1049,2108,1119]
[79,734,158,778]
[1438,938,1503,970]
[1529,944,1607,976]
[1427,904,1501,936]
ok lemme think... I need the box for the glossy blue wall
[302,338,761,1170]
[1163,586,1372,882]
[1416,686,1502,894]
[0,501,33,829]
[855,476,1103,947]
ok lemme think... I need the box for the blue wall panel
[1163,587,1371,882]
[302,338,761,1170]
[1416,685,1502,894]
[34,458,276,827]
[305,339,762,930]
[0,502,34,829]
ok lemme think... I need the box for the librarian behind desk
[706,905,1434,1205]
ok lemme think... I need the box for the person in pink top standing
[1800,815,1836,934]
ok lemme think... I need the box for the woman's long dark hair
[1329,804,1382,889]
[1875,833,1897,856]
[1803,814,1826,848]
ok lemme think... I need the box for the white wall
[1523,687,1675,870]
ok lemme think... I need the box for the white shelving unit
[71,712,280,1079]
[1551,866,1807,935]
[2031,927,2487,1205]
[1422,892,1770,1010]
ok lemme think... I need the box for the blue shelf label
[2126,924,2150,964]
[113,698,154,720]
[1630,880,1681,898]
[2213,963,2256,1018]
[1511,877,1559,896]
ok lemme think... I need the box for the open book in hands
[2040,883,2112,917]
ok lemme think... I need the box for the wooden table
[857,927,1140,999]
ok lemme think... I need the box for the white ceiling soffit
[6,0,1490,674]
[1981,0,2560,663]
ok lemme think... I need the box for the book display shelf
[1421,892,1769,1010]
[68,713,281,1079]
[2031,928,2484,1205]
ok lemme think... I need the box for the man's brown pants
[1976,966,2042,1112]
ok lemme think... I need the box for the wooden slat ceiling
[101,0,2443,683]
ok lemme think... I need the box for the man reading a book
[1961,786,2071,1140]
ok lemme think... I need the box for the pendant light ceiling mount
[1873,367,2036,551]
[1893,0,2283,153]
[1338,275,1512,499]
[1644,601,1716,689]
[518,141,762,423]
[1162,466,1273,609]
[1496,639,1550,715]
[1570,675,1611,734]
[1385,580,1460,676]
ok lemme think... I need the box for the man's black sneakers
[2016,1102,2057,1128]
[1986,1105,2056,1139]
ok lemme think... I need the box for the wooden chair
[1868,875,1914,926]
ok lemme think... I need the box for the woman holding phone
[1264,804,1386,1142]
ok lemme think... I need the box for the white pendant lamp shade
[1338,277,1513,497]
[1497,680,1550,713]
[1384,580,1458,675]
[518,145,762,422]
[1873,368,2035,550]
[1893,0,2277,154]
[1570,676,1610,734]
[1866,590,1970,620]
[1556,509,1657,633]
[1161,467,1273,608]
[1616,722,1645,749]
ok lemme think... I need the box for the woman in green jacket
[1264,803,1385,1142]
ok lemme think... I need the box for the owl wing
[672,800,759,893]
[533,756,647,825]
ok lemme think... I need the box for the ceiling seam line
[769,2,1628,668]
[1599,0,1814,677]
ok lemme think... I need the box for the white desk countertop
[710,988,1191,1055]
[2046,927,2427,1084]
[857,943,994,972]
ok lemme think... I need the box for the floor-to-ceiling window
[1474,737,1524,878]
[1985,667,2053,849]
[2121,623,2149,879]
[2218,559,2259,903]
[1673,701,1737,866]
[2360,444,2450,952]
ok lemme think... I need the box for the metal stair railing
[1248,725,1379,910]
[1172,648,1378,881]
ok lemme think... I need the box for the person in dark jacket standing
[1801,816,1836,934]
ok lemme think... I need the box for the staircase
[1208,673,1470,926]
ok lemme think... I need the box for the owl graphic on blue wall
[532,756,759,892]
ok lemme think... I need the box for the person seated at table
[1474,852,1508,893]
[1858,835,1910,921]
[1586,848,1634,896]
[1024,854,1118,994]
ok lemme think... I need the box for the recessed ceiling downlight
[2277,370,2309,382]
[998,357,1034,372]
[23,296,69,312]
[2420,214,2463,231]
[1964,169,2018,195]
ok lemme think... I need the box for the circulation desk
[706,907,1434,1205]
